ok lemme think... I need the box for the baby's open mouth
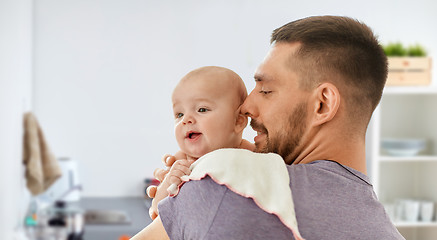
[186,131,202,139]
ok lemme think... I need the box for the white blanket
[173,148,304,240]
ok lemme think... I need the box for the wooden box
[386,57,432,86]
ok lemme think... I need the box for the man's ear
[311,83,340,127]
[234,111,248,134]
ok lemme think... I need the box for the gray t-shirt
[159,160,404,240]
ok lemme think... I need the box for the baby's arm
[148,158,193,220]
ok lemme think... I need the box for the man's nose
[240,91,257,118]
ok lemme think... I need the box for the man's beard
[250,102,307,164]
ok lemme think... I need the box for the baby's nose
[182,114,195,124]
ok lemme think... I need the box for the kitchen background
[2,0,437,239]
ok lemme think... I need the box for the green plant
[383,42,407,56]
[383,42,428,57]
[407,44,427,56]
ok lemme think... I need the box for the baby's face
[172,74,240,159]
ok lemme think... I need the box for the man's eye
[259,90,272,95]
[176,113,184,118]
[198,108,209,113]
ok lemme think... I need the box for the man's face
[241,42,309,164]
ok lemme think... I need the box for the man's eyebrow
[254,73,271,82]
[254,73,264,82]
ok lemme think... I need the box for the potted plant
[383,42,432,86]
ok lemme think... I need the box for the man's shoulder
[287,160,372,184]
[177,175,228,201]
[287,161,404,240]
[158,176,230,239]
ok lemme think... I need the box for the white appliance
[42,157,82,202]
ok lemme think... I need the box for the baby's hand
[165,159,195,196]
[148,153,192,220]
[146,151,186,199]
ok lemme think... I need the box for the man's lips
[250,119,267,143]
[254,131,266,143]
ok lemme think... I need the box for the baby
[148,66,254,220]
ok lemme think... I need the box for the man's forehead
[253,44,294,82]
[253,54,279,84]
[267,42,301,64]
[253,45,303,88]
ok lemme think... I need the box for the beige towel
[176,148,304,240]
[22,112,62,195]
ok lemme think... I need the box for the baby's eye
[176,113,184,118]
[198,108,209,113]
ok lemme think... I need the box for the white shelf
[371,85,437,239]
[383,86,437,95]
[380,155,437,162]
[395,221,437,228]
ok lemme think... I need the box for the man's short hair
[271,16,387,121]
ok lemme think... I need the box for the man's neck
[292,133,367,175]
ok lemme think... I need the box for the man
[133,16,405,239]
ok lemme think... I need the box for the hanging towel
[170,148,304,240]
[22,112,61,195]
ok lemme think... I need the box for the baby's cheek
[176,138,187,153]
[193,145,212,158]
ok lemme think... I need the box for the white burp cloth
[169,148,304,240]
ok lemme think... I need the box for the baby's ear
[234,113,248,134]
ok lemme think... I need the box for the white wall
[0,0,33,238]
[32,0,437,197]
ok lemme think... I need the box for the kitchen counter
[80,197,152,240]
